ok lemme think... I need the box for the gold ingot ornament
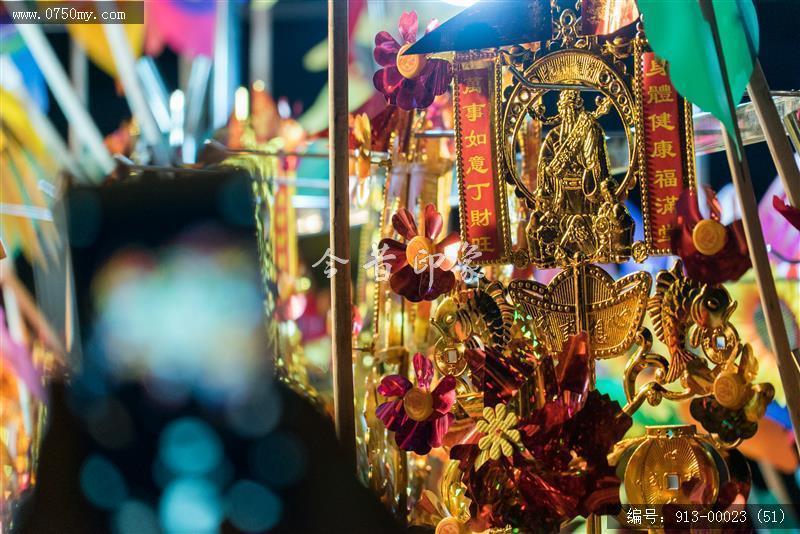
[624,425,719,506]
[508,264,651,358]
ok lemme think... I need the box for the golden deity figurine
[536,90,610,216]
[526,89,634,266]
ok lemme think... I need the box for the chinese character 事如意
[464,102,486,122]
[464,130,488,148]
[467,155,489,174]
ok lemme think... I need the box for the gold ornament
[648,260,737,383]
[475,404,522,469]
[508,263,651,358]
[692,219,727,256]
[501,41,642,267]
[624,425,719,506]
[430,283,514,376]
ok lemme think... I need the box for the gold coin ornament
[397,43,427,79]
[713,371,750,410]
[624,425,719,506]
[692,219,727,256]
[434,338,469,377]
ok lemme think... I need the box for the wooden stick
[699,0,800,449]
[328,0,356,470]
[747,61,800,207]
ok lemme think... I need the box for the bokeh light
[113,500,160,534]
[226,479,282,533]
[79,454,128,510]
[159,417,223,476]
[159,477,223,533]
[87,234,270,406]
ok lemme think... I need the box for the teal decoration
[638,0,759,147]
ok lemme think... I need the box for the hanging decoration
[349,1,778,531]
[373,12,452,111]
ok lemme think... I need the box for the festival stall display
[2,1,800,532]
[320,3,800,531]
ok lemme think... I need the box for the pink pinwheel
[376,353,456,455]
[373,11,452,110]
[379,204,460,302]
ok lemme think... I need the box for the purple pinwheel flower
[376,353,456,455]
[373,11,453,111]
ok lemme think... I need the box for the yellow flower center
[396,43,427,80]
[406,235,435,271]
[404,387,434,421]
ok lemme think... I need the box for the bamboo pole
[699,0,800,448]
[747,61,800,207]
[328,0,356,470]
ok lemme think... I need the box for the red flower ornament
[379,204,460,302]
[373,11,452,110]
[376,353,457,455]
[671,188,751,285]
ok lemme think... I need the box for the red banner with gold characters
[454,53,510,264]
[638,50,697,255]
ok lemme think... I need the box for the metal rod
[747,61,800,207]
[205,139,390,163]
[328,0,356,470]
[700,0,800,451]
[250,1,273,91]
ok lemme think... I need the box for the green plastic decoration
[638,0,759,148]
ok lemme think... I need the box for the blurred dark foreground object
[14,379,405,534]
